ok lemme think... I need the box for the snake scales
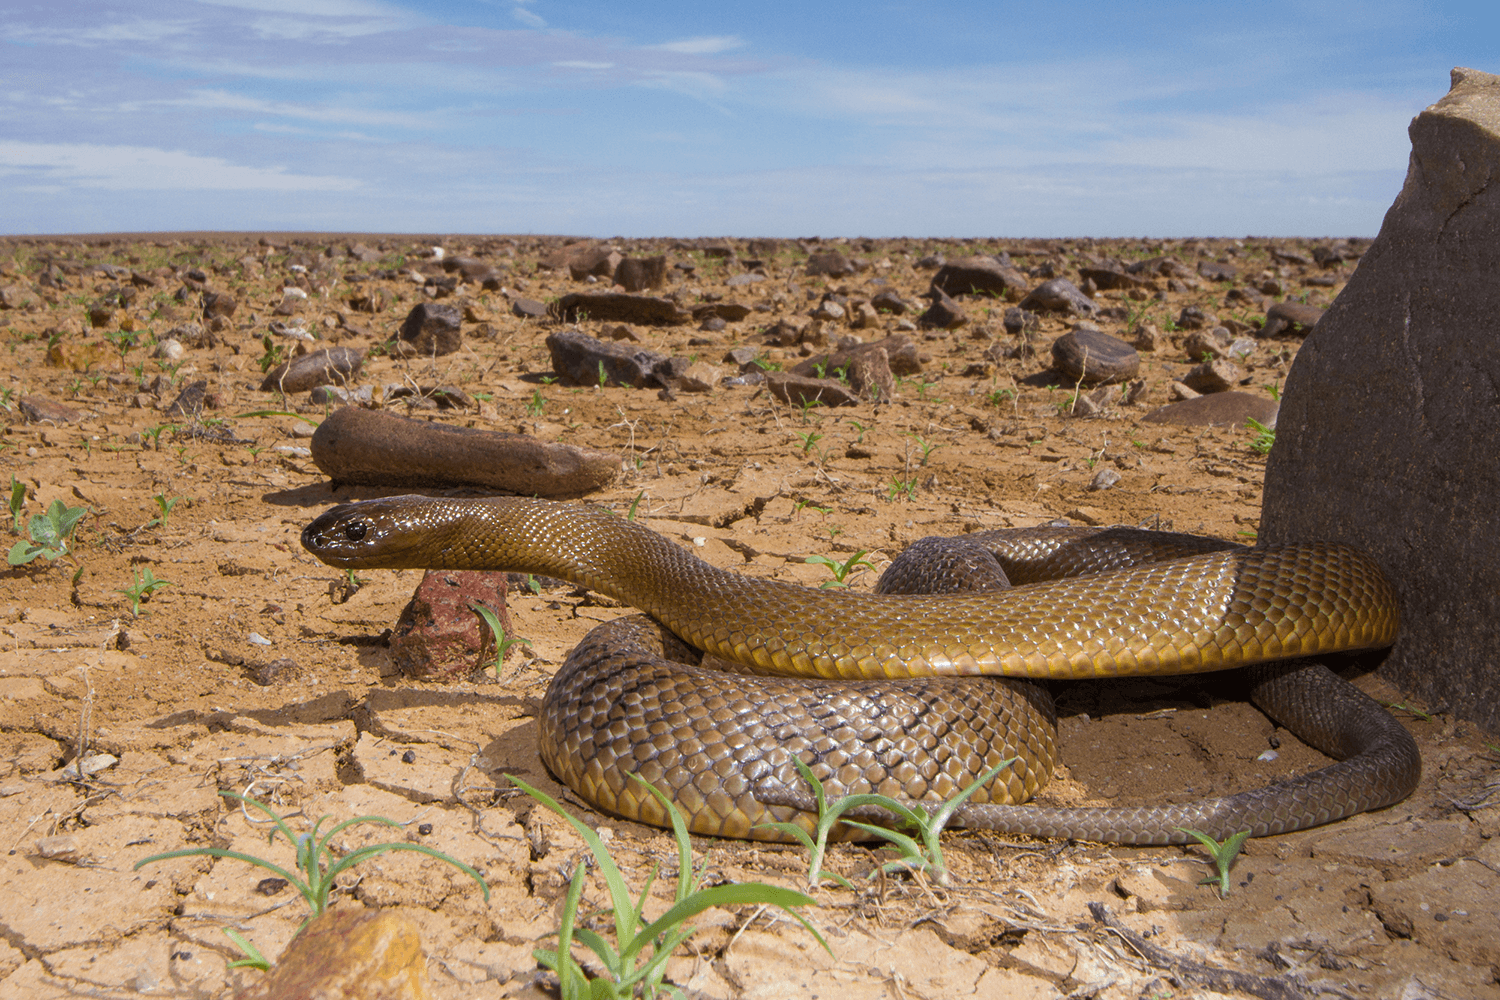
[301,495,1419,845]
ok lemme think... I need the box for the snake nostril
[344,522,368,543]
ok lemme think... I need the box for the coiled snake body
[301,495,1419,845]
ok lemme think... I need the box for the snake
[300,494,1420,845]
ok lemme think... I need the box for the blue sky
[1,1,1494,237]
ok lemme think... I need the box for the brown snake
[301,495,1419,845]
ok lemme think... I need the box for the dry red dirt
[0,232,1495,999]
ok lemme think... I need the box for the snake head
[301,495,453,568]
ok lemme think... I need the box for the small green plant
[104,329,137,369]
[7,499,88,566]
[886,477,918,502]
[539,374,559,385]
[145,493,179,530]
[221,928,270,971]
[136,790,489,965]
[1246,417,1275,454]
[1267,382,1282,401]
[791,499,830,518]
[1177,828,1252,898]
[848,420,868,444]
[509,774,827,1000]
[469,600,532,678]
[796,430,823,455]
[117,567,173,614]
[759,756,1017,888]
[596,360,609,387]
[257,335,287,374]
[7,475,24,533]
[985,387,1016,407]
[804,550,875,589]
[915,380,942,403]
[526,388,546,417]
[909,434,941,467]
[523,573,541,594]
[626,490,645,521]
[1384,701,1435,722]
[141,423,174,451]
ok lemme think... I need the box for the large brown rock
[310,406,618,496]
[1262,67,1500,732]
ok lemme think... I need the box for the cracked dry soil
[0,232,1496,1000]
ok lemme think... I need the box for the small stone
[260,347,363,394]
[1088,468,1121,491]
[1170,381,1201,401]
[1259,301,1324,338]
[1181,358,1243,393]
[1050,328,1139,385]
[676,362,721,393]
[1131,323,1163,351]
[614,256,666,292]
[396,303,463,356]
[545,329,669,388]
[805,251,856,277]
[930,258,1029,298]
[153,338,185,362]
[231,908,433,1000]
[34,835,82,863]
[1197,260,1239,282]
[18,396,83,424]
[918,288,968,330]
[1176,305,1217,330]
[390,570,512,680]
[511,297,550,319]
[555,292,692,326]
[1019,278,1097,316]
[202,290,237,319]
[764,371,859,408]
[602,323,641,342]
[1182,328,1231,361]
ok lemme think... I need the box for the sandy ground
[0,232,1496,1000]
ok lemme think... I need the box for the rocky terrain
[0,231,1495,999]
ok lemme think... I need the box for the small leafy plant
[886,477,918,502]
[804,550,874,589]
[145,493,180,530]
[7,475,24,533]
[1177,827,1252,898]
[469,600,532,678]
[117,567,173,614]
[509,774,827,999]
[136,791,489,967]
[1246,417,1275,454]
[8,499,88,567]
[759,755,1018,888]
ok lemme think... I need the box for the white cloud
[553,61,614,71]
[512,6,545,29]
[652,36,744,55]
[173,89,435,128]
[0,142,361,191]
[1,18,193,46]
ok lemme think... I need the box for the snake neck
[441,497,737,620]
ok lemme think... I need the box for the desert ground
[0,232,1495,999]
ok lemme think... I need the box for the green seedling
[804,549,875,589]
[797,430,823,455]
[145,494,179,530]
[526,388,546,417]
[1177,828,1252,898]
[1384,701,1434,722]
[136,790,488,969]
[759,755,1018,888]
[909,434,941,467]
[596,360,609,387]
[469,600,532,679]
[221,928,270,971]
[257,335,287,374]
[886,477,918,502]
[792,499,831,518]
[7,475,24,533]
[626,490,645,521]
[985,387,1016,407]
[1246,417,1275,455]
[509,774,827,1000]
[848,420,868,444]
[117,567,173,615]
[7,499,88,566]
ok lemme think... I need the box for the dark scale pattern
[301,496,1418,844]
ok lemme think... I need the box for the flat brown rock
[1141,391,1278,427]
[309,406,618,495]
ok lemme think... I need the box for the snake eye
[344,521,368,542]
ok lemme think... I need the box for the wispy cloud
[171,89,437,129]
[652,36,744,55]
[0,142,361,191]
